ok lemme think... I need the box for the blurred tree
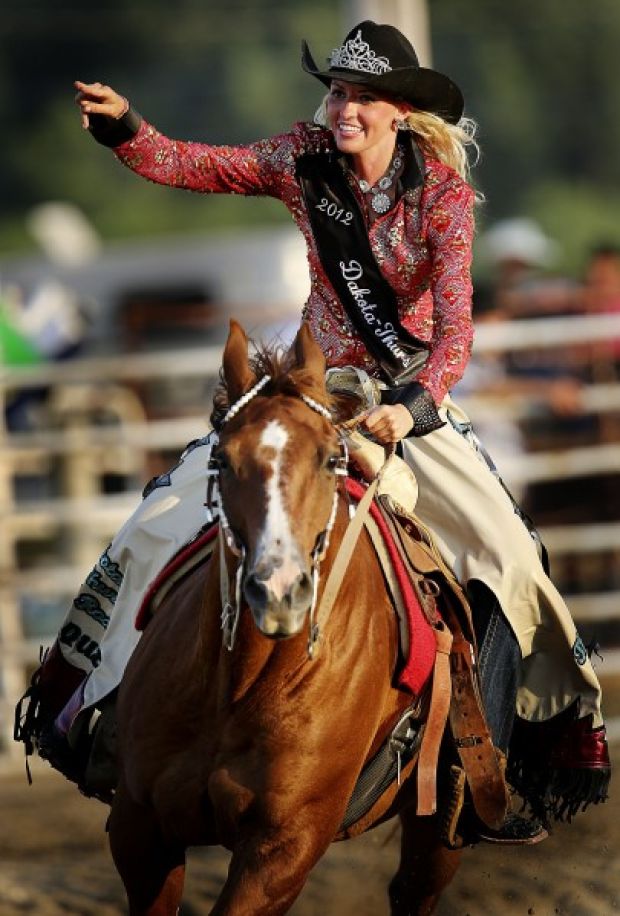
[2,0,620,267]
[432,0,620,271]
[0,0,339,249]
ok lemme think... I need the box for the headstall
[205,375,349,656]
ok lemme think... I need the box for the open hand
[363,404,413,444]
[74,80,128,129]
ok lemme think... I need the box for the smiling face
[326,79,410,170]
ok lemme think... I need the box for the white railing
[1,312,620,757]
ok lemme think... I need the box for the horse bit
[204,375,350,658]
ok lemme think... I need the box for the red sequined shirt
[113,120,475,404]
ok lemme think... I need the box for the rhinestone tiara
[329,29,392,76]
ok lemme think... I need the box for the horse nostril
[244,574,268,609]
[291,572,313,609]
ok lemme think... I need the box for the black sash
[297,147,429,385]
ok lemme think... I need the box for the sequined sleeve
[414,178,475,404]
[112,120,327,198]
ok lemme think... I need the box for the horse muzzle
[243,559,314,638]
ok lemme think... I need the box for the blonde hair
[313,95,480,184]
[402,109,479,183]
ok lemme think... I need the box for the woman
[18,21,609,840]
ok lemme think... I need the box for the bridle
[205,375,349,656]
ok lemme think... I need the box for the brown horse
[108,321,462,915]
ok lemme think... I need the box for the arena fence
[1,312,620,760]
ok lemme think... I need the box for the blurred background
[1,1,620,912]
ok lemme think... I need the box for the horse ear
[222,320,257,403]
[293,322,326,384]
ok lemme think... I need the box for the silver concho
[371,192,391,214]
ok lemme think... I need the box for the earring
[393,118,412,132]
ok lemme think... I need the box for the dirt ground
[0,742,617,916]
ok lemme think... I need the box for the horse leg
[108,784,186,916]
[388,809,462,916]
[210,826,331,916]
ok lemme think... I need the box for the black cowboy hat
[302,20,464,125]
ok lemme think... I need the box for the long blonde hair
[403,109,479,183]
[313,96,480,184]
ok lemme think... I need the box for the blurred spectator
[471,221,620,525]
[583,243,620,314]
[456,285,581,498]
[0,290,42,368]
[577,243,620,472]
[477,217,580,317]
[1,280,87,431]
[455,286,528,499]
[478,217,558,289]
[472,219,585,427]
[14,280,86,363]
[581,243,620,382]
[2,202,98,432]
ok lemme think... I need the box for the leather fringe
[507,704,611,825]
[507,753,611,825]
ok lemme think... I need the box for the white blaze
[257,420,300,599]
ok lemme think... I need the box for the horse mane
[209,340,363,429]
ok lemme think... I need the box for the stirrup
[439,766,548,848]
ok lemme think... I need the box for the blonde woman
[19,21,609,843]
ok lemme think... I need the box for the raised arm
[74,79,317,198]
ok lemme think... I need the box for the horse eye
[325,453,341,472]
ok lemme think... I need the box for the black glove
[88,107,142,147]
[381,382,445,437]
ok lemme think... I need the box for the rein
[205,376,391,656]
[308,444,393,656]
